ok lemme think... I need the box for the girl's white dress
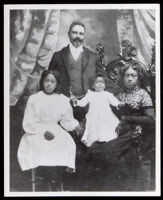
[17,91,79,171]
[77,90,120,147]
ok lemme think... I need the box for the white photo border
[4,3,161,197]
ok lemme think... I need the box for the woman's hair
[119,60,148,89]
[107,60,125,75]
[39,70,61,94]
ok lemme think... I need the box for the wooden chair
[31,168,64,192]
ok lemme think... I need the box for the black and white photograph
[4,4,160,196]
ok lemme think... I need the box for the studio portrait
[4,4,160,196]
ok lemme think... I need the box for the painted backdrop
[10,9,155,106]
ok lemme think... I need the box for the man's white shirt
[69,43,83,61]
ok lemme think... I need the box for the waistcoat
[67,50,84,97]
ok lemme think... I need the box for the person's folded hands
[44,131,55,141]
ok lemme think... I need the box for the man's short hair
[68,21,86,32]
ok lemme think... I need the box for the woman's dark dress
[79,86,154,191]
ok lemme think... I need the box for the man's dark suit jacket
[49,45,122,97]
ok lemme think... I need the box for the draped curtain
[9,9,155,106]
[10,9,60,105]
[117,9,155,65]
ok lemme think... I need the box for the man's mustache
[73,38,83,42]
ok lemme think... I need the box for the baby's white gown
[77,90,120,147]
[17,91,78,171]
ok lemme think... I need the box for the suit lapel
[82,46,89,71]
[61,45,89,72]
[61,45,70,73]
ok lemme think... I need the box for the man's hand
[70,96,78,106]
[75,124,84,137]
[44,131,55,141]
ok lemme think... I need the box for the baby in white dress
[72,75,123,147]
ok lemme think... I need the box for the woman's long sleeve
[124,90,154,125]
[22,96,45,135]
[124,115,154,126]
[123,108,155,126]
[59,98,79,132]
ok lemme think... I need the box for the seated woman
[17,70,80,191]
[80,59,155,191]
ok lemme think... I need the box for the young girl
[83,60,155,191]
[17,70,80,189]
[71,75,123,147]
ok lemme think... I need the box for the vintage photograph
[4,4,160,196]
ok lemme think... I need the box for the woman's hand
[132,125,142,143]
[44,131,55,141]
